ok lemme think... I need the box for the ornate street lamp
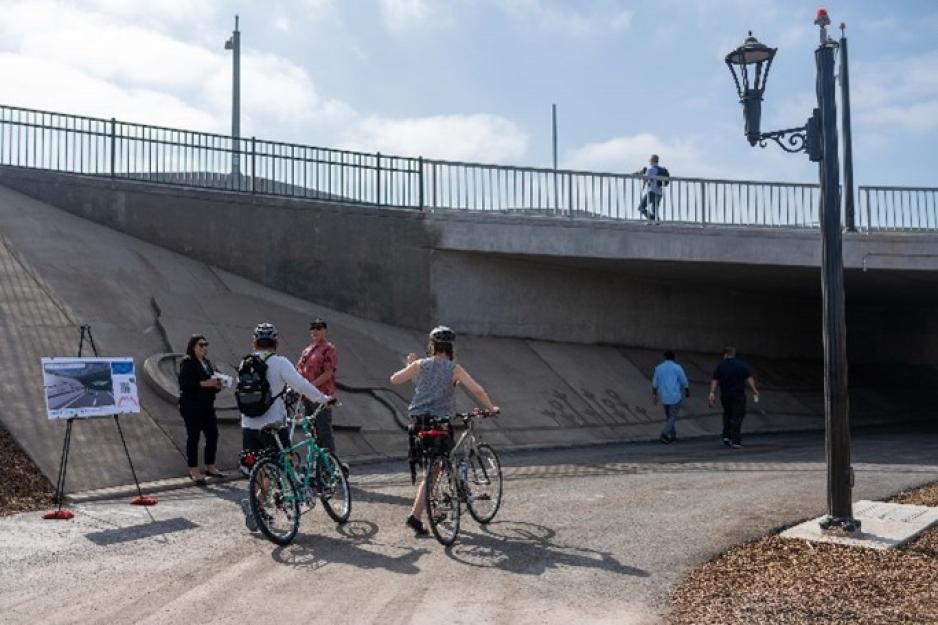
[724,32,776,146]
[724,9,859,533]
[725,32,820,157]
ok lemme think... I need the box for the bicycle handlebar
[455,408,499,420]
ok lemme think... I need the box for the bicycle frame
[270,402,339,506]
[451,413,483,459]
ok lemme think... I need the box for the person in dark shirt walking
[708,346,760,448]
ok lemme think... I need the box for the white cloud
[851,50,938,132]
[341,114,528,162]
[0,52,220,130]
[0,0,532,165]
[86,0,221,25]
[0,0,342,136]
[565,133,731,178]
[378,0,440,32]
[500,0,632,36]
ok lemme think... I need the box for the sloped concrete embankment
[0,183,929,494]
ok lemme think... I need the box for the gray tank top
[408,357,456,418]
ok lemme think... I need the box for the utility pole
[224,15,241,180]
[815,12,857,531]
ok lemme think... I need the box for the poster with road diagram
[41,357,140,420]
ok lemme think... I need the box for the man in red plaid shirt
[296,318,338,454]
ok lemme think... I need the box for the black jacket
[178,356,219,414]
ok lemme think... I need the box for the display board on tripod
[41,357,139,420]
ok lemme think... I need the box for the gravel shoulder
[0,423,55,516]
[667,481,938,625]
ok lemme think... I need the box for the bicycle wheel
[249,456,300,546]
[465,443,503,524]
[317,449,351,524]
[424,456,460,546]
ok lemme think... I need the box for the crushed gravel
[0,424,55,516]
[667,481,938,625]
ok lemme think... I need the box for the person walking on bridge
[708,346,760,449]
[652,350,689,443]
[636,154,668,221]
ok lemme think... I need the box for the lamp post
[724,9,859,532]
[224,15,241,180]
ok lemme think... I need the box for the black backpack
[657,167,671,187]
[235,353,284,417]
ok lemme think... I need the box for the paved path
[2,426,937,625]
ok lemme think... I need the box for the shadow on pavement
[84,517,199,546]
[269,519,430,574]
[445,519,649,578]
[350,485,414,506]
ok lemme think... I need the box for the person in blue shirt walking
[652,350,690,443]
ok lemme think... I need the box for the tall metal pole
[225,15,241,179]
[839,24,856,232]
[552,103,559,213]
[551,103,558,170]
[815,20,858,531]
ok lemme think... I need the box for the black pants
[181,407,218,468]
[721,395,746,444]
[242,426,291,454]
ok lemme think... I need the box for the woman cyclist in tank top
[390,325,499,536]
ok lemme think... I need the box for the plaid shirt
[296,341,337,396]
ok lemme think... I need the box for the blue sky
[1,0,937,186]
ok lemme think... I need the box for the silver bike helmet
[429,325,455,343]
[253,322,279,341]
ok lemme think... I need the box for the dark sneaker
[731,442,744,449]
[723,438,732,448]
[659,434,671,444]
[405,515,429,537]
[668,434,678,443]
[240,498,258,532]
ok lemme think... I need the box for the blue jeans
[637,191,661,219]
[660,401,681,438]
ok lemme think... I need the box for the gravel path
[1,426,937,625]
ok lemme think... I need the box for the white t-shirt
[240,351,331,430]
[644,164,663,195]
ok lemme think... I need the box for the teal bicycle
[248,399,351,545]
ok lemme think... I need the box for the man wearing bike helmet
[241,323,335,460]
[390,325,499,537]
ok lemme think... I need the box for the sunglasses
[197,342,209,347]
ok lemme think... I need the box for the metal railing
[0,103,934,232]
[423,159,821,227]
[858,186,938,232]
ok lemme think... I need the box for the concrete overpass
[1,104,937,493]
[2,165,936,365]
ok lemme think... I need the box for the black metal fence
[0,104,934,231]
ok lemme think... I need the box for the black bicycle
[419,409,503,546]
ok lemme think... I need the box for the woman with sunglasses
[178,334,225,484]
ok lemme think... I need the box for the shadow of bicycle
[445,520,649,578]
[270,519,430,575]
